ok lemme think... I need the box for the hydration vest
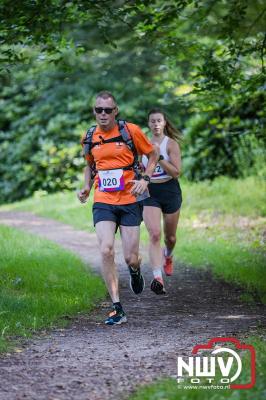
[82,120,140,179]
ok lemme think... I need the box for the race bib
[98,169,125,192]
[152,164,165,177]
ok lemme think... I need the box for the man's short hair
[95,91,117,105]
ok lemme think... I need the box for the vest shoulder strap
[117,120,138,159]
[83,125,97,156]
[83,120,137,160]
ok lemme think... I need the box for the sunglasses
[94,107,116,114]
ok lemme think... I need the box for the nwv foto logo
[177,337,256,389]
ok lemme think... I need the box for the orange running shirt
[83,122,153,205]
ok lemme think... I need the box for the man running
[78,91,158,325]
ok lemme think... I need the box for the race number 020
[102,177,118,187]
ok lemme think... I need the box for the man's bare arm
[77,162,93,203]
[130,145,159,195]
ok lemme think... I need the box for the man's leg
[120,225,145,294]
[120,225,140,268]
[95,220,127,325]
[95,220,119,303]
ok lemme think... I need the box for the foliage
[0,1,265,202]
[183,75,266,180]
[0,44,167,203]
[0,59,89,202]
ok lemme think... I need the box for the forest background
[0,0,265,204]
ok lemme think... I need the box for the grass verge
[128,336,266,400]
[0,189,95,231]
[174,227,266,303]
[0,224,106,352]
[1,176,265,302]
[1,176,265,227]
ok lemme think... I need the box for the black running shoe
[105,305,127,325]
[151,277,166,295]
[128,266,145,294]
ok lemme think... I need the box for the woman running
[142,108,182,294]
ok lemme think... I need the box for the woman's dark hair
[148,108,182,143]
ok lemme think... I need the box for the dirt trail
[0,211,265,400]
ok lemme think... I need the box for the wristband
[142,175,151,183]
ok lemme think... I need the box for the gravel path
[0,211,265,400]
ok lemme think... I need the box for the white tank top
[142,136,171,180]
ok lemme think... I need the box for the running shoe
[163,255,174,276]
[151,277,166,295]
[105,305,127,325]
[128,266,145,294]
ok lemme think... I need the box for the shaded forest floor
[0,211,265,400]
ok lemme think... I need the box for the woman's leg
[143,206,166,294]
[162,209,180,275]
[143,206,163,272]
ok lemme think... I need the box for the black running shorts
[92,202,143,227]
[143,179,182,214]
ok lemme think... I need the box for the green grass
[0,178,265,397]
[1,176,265,228]
[174,228,266,303]
[0,225,106,352]
[128,336,266,400]
[181,176,266,219]
[0,189,95,232]
[139,226,266,303]
[1,176,265,302]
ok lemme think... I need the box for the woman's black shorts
[143,179,182,214]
